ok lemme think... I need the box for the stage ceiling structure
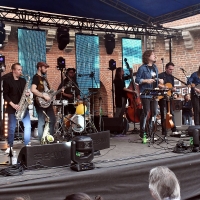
[0,0,200,37]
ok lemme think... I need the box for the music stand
[141,88,169,146]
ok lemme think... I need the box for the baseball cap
[37,62,49,69]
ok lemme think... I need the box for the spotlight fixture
[104,33,115,55]
[71,136,95,172]
[56,27,70,50]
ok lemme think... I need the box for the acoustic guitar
[165,96,174,129]
[158,83,188,100]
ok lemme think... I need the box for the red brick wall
[1,14,200,117]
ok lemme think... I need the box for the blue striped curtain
[76,34,100,97]
[18,28,46,117]
[18,28,46,84]
[122,38,142,87]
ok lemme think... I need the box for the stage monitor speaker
[174,110,182,126]
[88,131,110,151]
[172,100,182,111]
[17,143,71,168]
[188,126,200,136]
[102,117,128,134]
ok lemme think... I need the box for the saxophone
[15,74,33,121]
[41,111,54,145]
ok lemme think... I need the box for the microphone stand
[161,58,164,72]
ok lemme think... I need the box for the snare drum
[64,114,85,132]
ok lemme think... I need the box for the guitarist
[158,62,178,136]
[187,66,200,125]
[31,62,56,141]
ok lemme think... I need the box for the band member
[3,63,31,153]
[31,62,56,140]
[187,66,200,125]
[135,50,163,138]
[158,62,179,135]
[57,68,80,115]
[114,67,135,118]
[182,93,193,125]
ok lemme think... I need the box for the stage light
[0,22,5,45]
[56,27,70,50]
[104,33,115,55]
[71,136,95,172]
[109,59,116,71]
[57,57,66,70]
[0,55,6,72]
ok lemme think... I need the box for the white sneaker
[5,147,13,154]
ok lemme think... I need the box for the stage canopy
[0,0,200,25]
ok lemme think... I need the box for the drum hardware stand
[66,73,98,134]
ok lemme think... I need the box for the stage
[0,125,200,200]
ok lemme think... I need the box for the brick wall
[1,14,200,117]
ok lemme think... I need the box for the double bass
[124,59,142,123]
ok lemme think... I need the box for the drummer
[56,68,80,115]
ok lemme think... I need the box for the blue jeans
[8,110,31,147]
[35,104,56,140]
[183,113,192,125]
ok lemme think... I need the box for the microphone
[78,74,82,77]
[161,58,164,61]
[180,68,186,72]
[124,58,127,62]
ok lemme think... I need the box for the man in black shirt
[158,62,178,135]
[57,68,80,115]
[3,63,31,153]
[31,62,56,141]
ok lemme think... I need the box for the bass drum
[64,114,85,133]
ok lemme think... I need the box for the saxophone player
[3,63,31,154]
[31,62,56,141]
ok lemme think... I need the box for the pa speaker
[88,131,110,151]
[17,143,71,168]
[102,117,128,134]
[174,110,182,126]
[172,100,182,111]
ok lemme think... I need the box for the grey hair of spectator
[149,166,181,200]
[64,193,92,200]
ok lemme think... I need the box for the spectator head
[184,93,190,100]
[64,193,92,200]
[173,93,179,99]
[149,166,181,200]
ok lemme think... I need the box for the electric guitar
[36,83,71,108]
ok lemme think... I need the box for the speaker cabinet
[17,143,71,168]
[88,131,110,151]
[102,117,128,134]
[174,110,182,126]
[172,100,182,111]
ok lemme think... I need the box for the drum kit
[53,96,98,142]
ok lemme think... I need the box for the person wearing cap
[31,62,56,141]
[57,68,80,115]
[3,63,31,153]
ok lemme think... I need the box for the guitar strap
[36,74,50,92]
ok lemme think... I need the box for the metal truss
[153,3,200,24]
[100,0,200,25]
[0,7,181,38]
[100,0,153,24]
